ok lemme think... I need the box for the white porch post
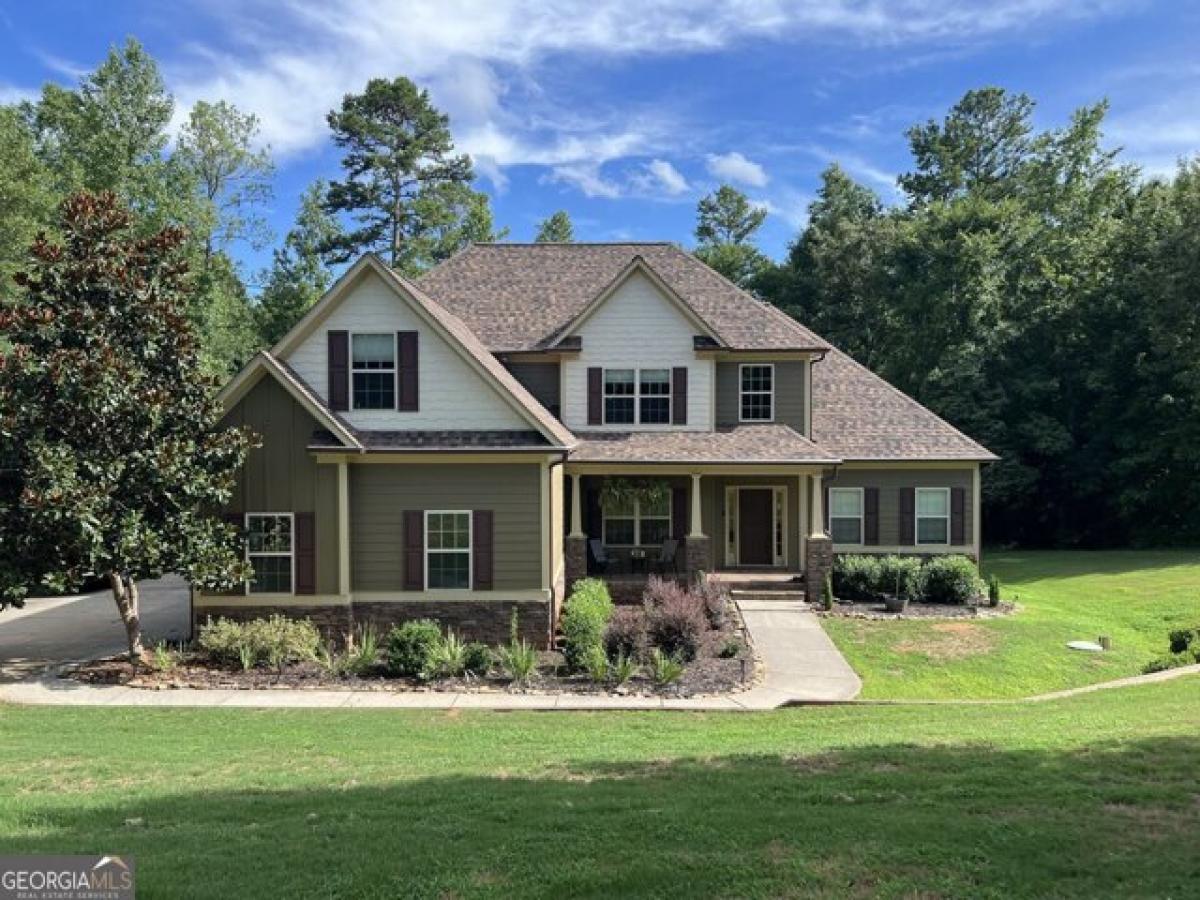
[810,472,826,538]
[689,473,705,538]
[569,472,585,538]
[337,460,350,596]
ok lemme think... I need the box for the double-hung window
[352,333,395,410]
[603,368,672,425]
[603,490,671,546]
[739,364,774,421]
[916,488,950,545]
[246,513,293,594]
[829,488,864,545]
[426,511,471,589]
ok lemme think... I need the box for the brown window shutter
[403,510,424,590]
[672,486,687,540]
[951,487,966,545]
[397,331,419,411]
[672,367,688,425]
[473,510,494,590]
[864,487,880,545]
[328,331,349,411]
[899,487,915,545]
[295,512,316,595]
[587,367,602,425]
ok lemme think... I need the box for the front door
[737,489,774,566]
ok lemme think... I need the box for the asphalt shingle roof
[569,426,840,465]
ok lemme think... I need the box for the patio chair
[654,538,680,576]
[588,539,610,575]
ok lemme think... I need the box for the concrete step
[730,588,808,604]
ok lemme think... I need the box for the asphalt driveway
[0,576,190,680]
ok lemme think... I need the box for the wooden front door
[737,489,774,566]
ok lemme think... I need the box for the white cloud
[546,163,622,199]
[706,151,769,187]
[642,159,690,195]
[0,84,37,105]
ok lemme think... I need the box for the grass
[821,550,1200,700]
[1,680,1198,897]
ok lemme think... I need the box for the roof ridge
[471,241,675,247]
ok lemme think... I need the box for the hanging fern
[598,478,670,512]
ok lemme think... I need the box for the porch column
[810,473,825,537]
[568,472,584,538]
[805,471,833,603]
[688,473,705,537]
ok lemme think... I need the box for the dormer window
[603,368,672,425]
[352,333,396,410]
[739,364,774,422]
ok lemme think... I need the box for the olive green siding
[504,362,561,416]
[715,361,807,433]
[827,466,975,548]
[701,475,801,569]
[351,464,543,591]
[221,375,340,595]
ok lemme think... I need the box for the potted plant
[882,572,909,613]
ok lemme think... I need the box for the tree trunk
[110,572,146,664]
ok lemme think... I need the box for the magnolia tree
[0,192,255,660]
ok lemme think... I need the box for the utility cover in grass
[1066,640,1104,652]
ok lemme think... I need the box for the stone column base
[683,536,712,582]
[804,535,834,603]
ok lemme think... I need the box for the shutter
[672,367,688,425]
[951,487,966,545]
[295,512,316,595]
[403,510,424,590]
[397,331,419,411]
[585,488,602,540]
[864,488,880,546]
[587,367,603,425]
[899,487,915,545]
[328,331,349,411]
[672,486,688,540]
[473,510,494,590]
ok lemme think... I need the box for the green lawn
[1,680,1198,898]
[821,550,1200,700]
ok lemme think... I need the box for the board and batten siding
[504,361,561,416]
[561,271,713,431]
[715,360,808,434]
[220,374,340,595]
[285,269,528,431]
[826,467,975,549]
[350,463,543,592]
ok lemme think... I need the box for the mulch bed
[66,606,759,698]
[815,598,1018,620]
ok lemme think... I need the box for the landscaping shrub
[463,642,493,677]
[428,630,469,679]
[691,577,730,628]
[198,617,246,666]
[821,573,835,610]
[1142,626,1200,673]
[610,652,638,686]
[603,606,645,659]
[198,615,319,672]
[561,578,614,670]
[988,573,1002,607]
[832,554,883,601]
[646,590,707,661]
[1168,627,1196,655]
[497,637,538,687]
[649,648,684,686]
[386,619,442,678]
[878,554,924,599]
[582,645,609,684]
[718,637,742,659]
[921,556,985,604]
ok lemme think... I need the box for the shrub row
[833,554,984,605]
[198,615,321,672]
[1143,624,1200,674]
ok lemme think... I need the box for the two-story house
[197,244,996,645]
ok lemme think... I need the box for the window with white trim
[603,491,671,546]
[352,333,395,409]
[246,513,293,594]
[603,368,672,425]
[916,488,950,545]
[829,488,864,545]
[426,511,471,589]
[739,364,774,421]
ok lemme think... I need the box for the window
[426,511,471,589]
[603,490,671,546]
[603,368,673,425]
[739,364,774,421]
[916,488,950,545]
[246,513,293,594]
[829,488,864,545]
[352,333,395,409]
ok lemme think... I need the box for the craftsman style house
[197,244,995,644]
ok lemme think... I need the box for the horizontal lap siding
[715,361,807,433]
[351,464,542,591]
[221,376,339,595]
[827,467,974,547]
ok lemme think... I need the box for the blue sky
[2,1,1198,280]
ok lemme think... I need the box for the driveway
[0,576,190,680]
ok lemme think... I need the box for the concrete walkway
[0,597,860,711]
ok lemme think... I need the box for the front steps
[711,571,807,604]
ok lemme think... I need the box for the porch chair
[588,539,610,575]
[654,538,680,576]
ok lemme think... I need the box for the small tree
[535,210,574,243]
[0,191,255,660]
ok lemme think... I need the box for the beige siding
[561,271,714,431]
[505,361,561,416]
[221,374,340,595]
[715,360,807,434]
[285,269,529,431]
[350,463,542,591]
[827,466,975,550]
